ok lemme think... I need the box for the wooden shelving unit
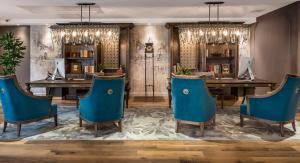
[205,43,239,78]
[63,44,100,79]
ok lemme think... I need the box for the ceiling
[0,0,296,25]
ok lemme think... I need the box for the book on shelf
[221,64,230,74]
[84,65,95,73]
[207,64,221,74]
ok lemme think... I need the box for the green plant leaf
[0,32,26,75]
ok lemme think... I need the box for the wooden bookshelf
[205,43,239,78]
[63,44,99,79]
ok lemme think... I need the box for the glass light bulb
[96,30,100,37]
[235,30,240,36]
[60,31,65,37]
[187,30,191,36]
[107,31,112,36]
[223,30,228,36]
[199,30,204,36]
[211,30,216,36]
[84,31,88,37]
[72,31,77,37]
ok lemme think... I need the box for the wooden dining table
[167,78,277,109]
[26,79,131,108]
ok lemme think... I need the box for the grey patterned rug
[0,106,299,140]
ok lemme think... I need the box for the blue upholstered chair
[0,75,57,137]
[79,75,125,137]
[240,74,300,137]
[171,76,217,136]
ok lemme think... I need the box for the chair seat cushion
[51,104,58,115]
[240,104,248,115]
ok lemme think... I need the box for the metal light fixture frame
[50,2,120,45]
[178,1,249,44]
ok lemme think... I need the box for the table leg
[241,87,247,104]
[46,88,55,96]
[168,87,171,109]
[126,89,130,108]
[26,84,32,94]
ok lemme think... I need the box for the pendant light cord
[79,4,92,23]
[81,5,83,23]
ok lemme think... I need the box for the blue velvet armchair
[0,75,57,137]
[79,75,125,137]
[171,76,217,136]
[240,74,300,137]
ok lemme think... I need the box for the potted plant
[96,63,105,75]
[176,65,192,75]
[0,32,26,75]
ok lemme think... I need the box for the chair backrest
[85,76,125,121]
[271,74,300,120]
[0,75,28,121]
[171,76,216,122]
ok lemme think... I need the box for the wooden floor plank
[0,140,299,162]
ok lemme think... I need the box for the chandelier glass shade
[179,1,249,44]
[50,24,120,45]
[178,23,249,44]
[50,3,120,45]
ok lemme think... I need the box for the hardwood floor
[0,98,300,162]
[0,140,300,162]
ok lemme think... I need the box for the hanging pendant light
[178,1,248,44]
[50,2,120,45]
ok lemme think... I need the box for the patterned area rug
[0,106,299,140]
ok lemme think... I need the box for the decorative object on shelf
[97,63,105,72]
[50,3,120,45]
[84,65,94,74]
[221,64,230,74]
[70,62,82,74]
[0,32,26,75]
[178,1,249,44]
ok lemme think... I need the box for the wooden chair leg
[2,121,7,133]
[79,117,82,127]
[118,120,122,132]
[17,123,21,137]
[94,123,98,137]
[200,122,204,137]
[292,121,296,132]
[279,122,285,137]
[175,121,179,133]
[126,91,130,108]
[240,115,244,127]
[76,99,79,109]
[213,116,216,126]
[54,114,58,127]
[221,94,224,109]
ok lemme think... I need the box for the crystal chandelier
[50,3,120,45]
[179,1,249,44]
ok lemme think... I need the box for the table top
[27,79,93,85]
[205,79,276,84]
[26,79,130,88]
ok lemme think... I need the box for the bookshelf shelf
[205,43,239,78]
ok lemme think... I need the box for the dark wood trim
[166,22,248,29]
